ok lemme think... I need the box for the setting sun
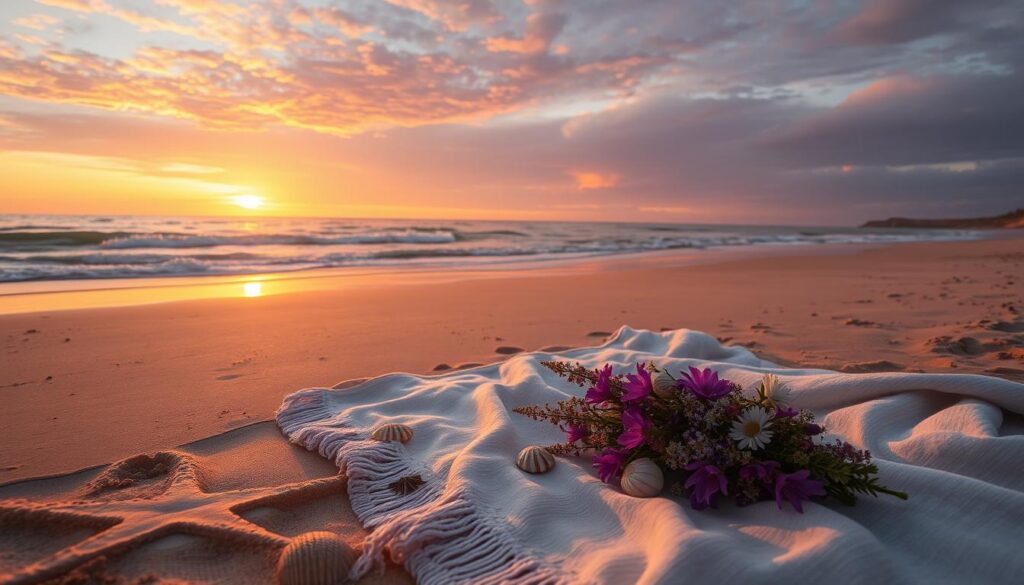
[232,194,265,210]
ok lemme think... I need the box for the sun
[232,194,265,210]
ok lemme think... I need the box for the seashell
[370,423,413,443]
[276,531,356,585]
[389,474,425,495]
[620,458,664,498]
[516,445,555,474]
[652,370,678,399]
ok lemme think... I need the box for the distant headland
[861,209,1024,229]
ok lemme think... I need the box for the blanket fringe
[275,389,568,585]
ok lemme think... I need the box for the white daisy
[730,408,774,450]
[756,373,792,409]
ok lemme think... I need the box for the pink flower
[677,367,732,400]
[617,405,650,449]
[774,469,826,513]
[684,462,729,510]
[592,448,628,483]
[565,423,589,444]
[622,362,653,402]
[585,364,615,404]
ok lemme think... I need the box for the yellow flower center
[742,421,762,438]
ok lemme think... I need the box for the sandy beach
[2,234,1023,584]
[3,234,1022,483]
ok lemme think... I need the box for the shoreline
[2,233,1022,482]
[0,235,993,315]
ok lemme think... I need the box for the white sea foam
[0,214,982,282]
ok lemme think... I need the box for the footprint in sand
[926,336,1019,356]
[988,320,1024,333]
[216,374,242,381]
[454,362,483,371]
[843,318,878,327]
[432,363,452,372]
[495,346,524,355]
[586,331,612,338]
[539,345,571,353]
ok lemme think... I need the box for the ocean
[0,214,981,283]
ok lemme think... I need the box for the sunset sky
[0,0,1021,224]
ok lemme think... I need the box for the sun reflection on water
[242,281,263,297]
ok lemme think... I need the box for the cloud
[2,0,1023,222]
[571,170,619,191]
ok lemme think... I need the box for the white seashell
[276,531,356,585]
[620,458,664,498]
[652,370,678,399]
[370,423,413,443]
[516,445,556,474]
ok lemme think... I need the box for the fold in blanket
[276,327,1024,585]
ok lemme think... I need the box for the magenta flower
[684,462,729,510]
[774,469,826,513]
[592,448,628,483]
[677,367,732,400]
[617,405,650,449]
[622,362,653,402]
[585,364,615,404]
[566,423,589,444]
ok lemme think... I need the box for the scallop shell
[370,423,413,443]
[620,458,664,498]
[276,531,356,585]
[516,445,555,474]
[652,370,678,399]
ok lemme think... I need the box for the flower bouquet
[514,362,908,512]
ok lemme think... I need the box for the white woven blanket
[276,327,1024,584]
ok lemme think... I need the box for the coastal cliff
[862,209,1024,229]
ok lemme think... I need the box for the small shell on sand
[276,531,357,585]
[516,445,555,474]
[370,423,413,443]
[620,458,664,498]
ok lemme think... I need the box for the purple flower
[684,462,729,510]
[803,423,823,436]
[739,461,779,483]
[774,469,826,513]
[617,405,650,449]
[621,363,653,402]
[592,448,628,483]
[677,367,732,400]
[774,406,799,418]
[565,423,589,444]
[585,364,615,404]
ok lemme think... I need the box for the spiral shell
[516,445,555,474]
[276,531,356,585]
[652,370,678,399]
[620,458,664,498]
[370,423,413,443]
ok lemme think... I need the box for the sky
[0,0,1021,225]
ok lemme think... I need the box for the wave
[0,231,133,247]
[101,231,458,248]
[0,217,983,283]
[0,229,460,250]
